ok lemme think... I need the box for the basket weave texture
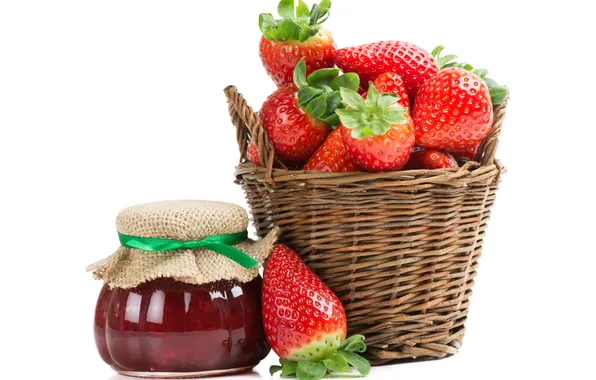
[224,85,506,365]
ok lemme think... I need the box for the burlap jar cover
[87,200,279,289]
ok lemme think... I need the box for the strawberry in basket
[370,72,410,109]
[259,58,359,167]
[450,143,480,164]
[404,147,458,170]
[303,128,359,172]
[259,0,336,87]
[264,245,371,380]
[334,41,438,101]
[336,83,415,172]
[412,46,508,151]
[247,140,261,166]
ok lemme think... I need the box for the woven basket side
[478,100,508,165]
[238,171,500,364]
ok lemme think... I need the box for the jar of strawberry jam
[88,200,278,378]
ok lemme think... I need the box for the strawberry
[450,143,480,164]
[413,67,493,151]
[303,128,359,172]
[260,85,328,167]
[260,59,360,167]
[336,84,415,172]
[264,245,370,379]
[259,0,336,87]
[247,140,261,166]
[372,72,409,109]
[404,147,458,170]
[431,46,509,106]
[334,41,438,100]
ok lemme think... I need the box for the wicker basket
[224,85,507,365]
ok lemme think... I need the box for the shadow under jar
[94,276,269,378]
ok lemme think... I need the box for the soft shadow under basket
[224,85,507,365]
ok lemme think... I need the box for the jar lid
[116,200,248,240]
[87,200,278,289]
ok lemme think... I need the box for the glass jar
[94,276,269,378]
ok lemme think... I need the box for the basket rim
[235,159,505,187]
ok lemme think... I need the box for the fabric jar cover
[87,200,278,289]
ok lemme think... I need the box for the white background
[1,0,595,379]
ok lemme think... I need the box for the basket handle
[477,98,508,166]
[224,85,278,183]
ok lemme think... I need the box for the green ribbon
[118,230,259,269]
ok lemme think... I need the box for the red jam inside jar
[94,276,269,377]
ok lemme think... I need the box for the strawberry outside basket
[224,85,507,365]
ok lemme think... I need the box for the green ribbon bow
[118,230,259,269]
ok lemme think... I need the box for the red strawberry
[372,72,409,109]
[259,0,336,87]
[263,245,347,361]
[334,41,438,100]
[247,140,261,166]
[450,143,480,163]
[337,84,415,172]
[303,128,359,172]
[404,147,458,170]
[264,245,370,378]
[260,85,329,167]
[413,67,493,151]
[431,45,509,107]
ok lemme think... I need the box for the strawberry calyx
[336,83,407,139]
[294,58,360,126]
[270,335,371,380]
[432,45,509,105]
[456,157,470,167]
[259,0,332,42]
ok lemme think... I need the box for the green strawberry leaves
[333,109,361,130]
[259,0,333,42]
[337,351,371,377]
[294,59,310,89]
[283,360,299,376]
[294,58,360,127]
[278,18,302,40]
[307,68,340,87]
[337,84,406,140]
[269,335,371,380]
[488,86,508,105]
[306,93,328,119]
[340,86,367,111]
[338,334,367,353]
[432,45,509,106]
[259,14,282,40]
[432,46,458,70]
[271,365,284,376]
[278,0,296,18]
[323,353,351,373]
[271,360,298,377]
[297,361,328,380]
[298,87,323,105]
[296,0,310,17]
[332,73,359,93]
